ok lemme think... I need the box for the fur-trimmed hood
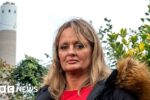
[116,57,150,100]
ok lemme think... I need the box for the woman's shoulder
[89,58,150,100]
[36,85,54,100]
[101,70,138,100]
[88,70,138,100]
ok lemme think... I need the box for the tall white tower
[0,2,16,30]
[0,2,17,65]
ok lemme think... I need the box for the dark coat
[36,70,137,100]
[36,58,150,100]
[87,70,138,100]
[36,85,54,100]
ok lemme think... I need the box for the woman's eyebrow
[59,42,68,46]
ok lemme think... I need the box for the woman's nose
[68,46,76,56]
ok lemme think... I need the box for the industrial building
[0,2,17,65]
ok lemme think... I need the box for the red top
[60,86,93,100]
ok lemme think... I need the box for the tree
[99,5,150,68]
[98,18,117,68]
[0,58,14,99]
[12,55,48,99]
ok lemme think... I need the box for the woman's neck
[65,70,89,91]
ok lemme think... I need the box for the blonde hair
[43,18,111,99]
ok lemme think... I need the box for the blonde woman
[36,18,150,100]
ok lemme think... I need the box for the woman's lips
[67,60,78,64]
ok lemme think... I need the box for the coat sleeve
[112,88,139,100]
[35,85,54,100]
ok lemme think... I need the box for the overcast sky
[0,0,148,64]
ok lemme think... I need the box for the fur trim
[116,57,150,100]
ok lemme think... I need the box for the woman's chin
[64,67,82,72]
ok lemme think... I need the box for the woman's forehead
[59,32,88,44]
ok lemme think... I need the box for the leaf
[141,34,147,40]
[122,38,127,45]
[120,28,127,37]
[143,24,150,33]
[126,49,135,56]
[118,44,123,51]
[110,42,116,49]
[130,35,138,43]
[107,33,118,42]
[139,42,145,51]
[141,18,145,22]
[145,12,149,16]
[147,18,150,22]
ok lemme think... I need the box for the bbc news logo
[0,85,37,93]
[0,86,14,93]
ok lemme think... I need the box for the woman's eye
[76,43,84,49]
[60,45,68,50]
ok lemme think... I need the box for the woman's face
[58,27,92,73]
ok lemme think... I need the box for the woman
[36,18,150,100]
